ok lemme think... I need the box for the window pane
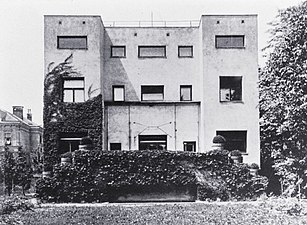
[139,135,167,150]
[179,46,193,57]
[113,87,124,101]
[139,46,166,57]
[141,86,164,101]
[220,77,242,102]
[58,36,87,49]
[110,143,121,150]
[183,142,196,152]
[142,93,164,101]
[216,36,244,48]
[64,80,84,88]
[216,131,247,152]
[111,46,126,57]
[64,90,73,102]
[180,86,192,101]
[74,90,84,102]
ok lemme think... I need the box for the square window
[63,78,85,103]
[138,46,166,58]
[220,76,242,102]
[57,36,87,49]
[178,46,193,58]
[141,85,164,101]
[180,85,192,101]
[216,131,247,152]
[183,141,196,152]
[215,35,244,48]
[113,86,125,101]
[110,143,121,150]
[111,46,126,58]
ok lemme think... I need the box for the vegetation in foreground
[1,197,307,225]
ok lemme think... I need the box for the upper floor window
[141,85,164,101]
[216,131,247,153]
[113,85,125,102]
[215,35,244,48]
[63,78,85,103]
[178,46,193,58]
[138,46,166,58]
[220,76,242,102]
[57,36,87,49]
[111,46,126,58]
[180,85,192,101]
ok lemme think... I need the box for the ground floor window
[110,143,122,150]
[139,135,167,150]
[59,132,87,154]
[216,130,247,152]
[183,141,196,152]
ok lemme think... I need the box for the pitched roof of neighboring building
[0,108,42,128]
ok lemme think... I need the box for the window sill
[220,100,244,104]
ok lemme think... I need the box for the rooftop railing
[103,20,200,27]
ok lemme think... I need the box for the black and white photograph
[0,0,306,224]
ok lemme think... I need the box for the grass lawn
[2,199,307,225]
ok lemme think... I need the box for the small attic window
[241,20,245,24]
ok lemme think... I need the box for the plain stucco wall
[107,103,199,151]
[200,15,259,164]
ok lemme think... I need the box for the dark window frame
[178,46,193,58]
[111,46,126,58]
[112,85,125,102]
[141,85,164,101]
[57,36,88,50]
[180,85,192,101]
[110,143,122,150]
[63,77,85,103]
[138,46,166,58]
[215,35,245,49]
[183,141,196,152]
[219,76,242,102]
[216,130,247,153]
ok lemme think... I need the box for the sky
[0,0,303,126]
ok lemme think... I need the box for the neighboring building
[0,106,43,153]
[44,14,260,164]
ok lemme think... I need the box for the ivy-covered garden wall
[43,55,103,167]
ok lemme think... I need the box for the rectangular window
[57,36,87,49]
[183,141,196,152]
[215,35,244,48]
[63,78,85,103]
[178,46,193,58]
[216,131,247,152]
[113,85,125,102]
[220,76,242,102]
[141,85,164,101]
[110,143,122,150]
[139,135,167,150]
[59,132,87,154]
[180,85,192,101]
[4,133,11,146]
[138,46,166,58]
[111,46,126,58]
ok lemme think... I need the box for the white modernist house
[44,14,260,164]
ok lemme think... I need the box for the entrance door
[139,135,167,150]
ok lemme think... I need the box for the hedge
[36,150,268,202]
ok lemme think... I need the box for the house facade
[44,15,259,164]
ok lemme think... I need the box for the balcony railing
[103,20,200,28]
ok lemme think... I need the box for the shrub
[80,136,93,145]
[36,150,268,202]
[230,150,242,156]
[212,135,226,144]
[61,152,73,158]
[249,163,260,169]
[0,196,34,215]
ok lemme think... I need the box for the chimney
[13,106,24,120]
[27,109,32,121]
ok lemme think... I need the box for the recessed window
[59,132,87,154]
[180,85,192,101]
[220,76,242,102]
[63,78,85,103]
[4,133,11,146]
[57,36,87,49]
[183,141,196,152]
[138,46,166,58]
[111,46,126,58]
[178,46,193,58]
[215,35,244,48]
[139,135,167,150]
[141,85,164,101]
[110,143,122,150]
[113,85,125,102]
[216,131,247,152]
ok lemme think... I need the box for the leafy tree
[260,1,307,196]
[4,147,15,196]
